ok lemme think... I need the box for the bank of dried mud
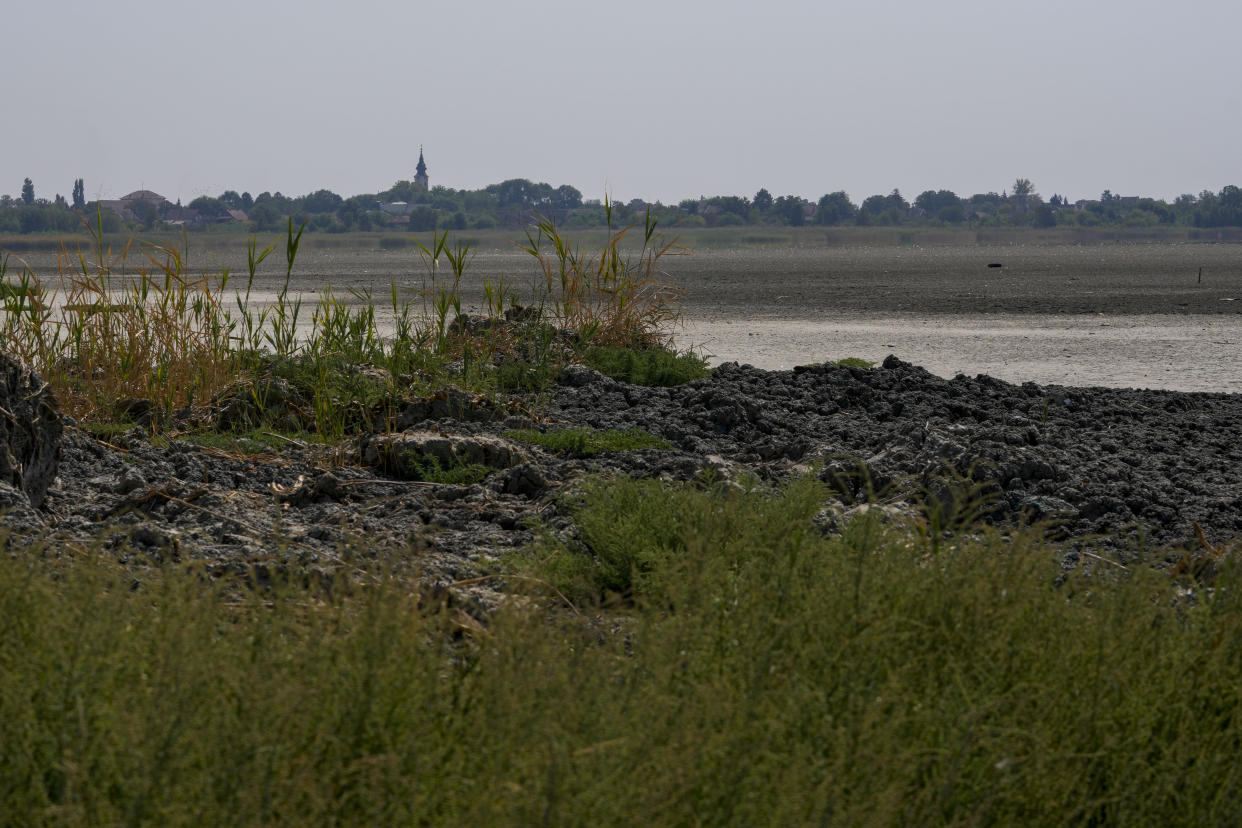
[4,352,1240,606]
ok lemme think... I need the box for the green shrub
[581,344,710,386]
[505,427,671,457]
[4,476,1242,823]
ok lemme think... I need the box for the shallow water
[676,313,1242,392]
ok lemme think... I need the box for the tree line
[5,175,1242,235]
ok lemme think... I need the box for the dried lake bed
[16,239,1242,392]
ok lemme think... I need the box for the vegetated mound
[11,350,1241,594]
[550,355,1242,554]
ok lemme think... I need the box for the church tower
[414,146,429,192]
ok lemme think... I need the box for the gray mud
[12,355,1240,607]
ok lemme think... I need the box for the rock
[362,431,530,479]
[214,376,312,431]
[396,387,499,426]
[559,364,615,388]
[0,352,61,508]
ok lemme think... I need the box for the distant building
[414,146,429,192]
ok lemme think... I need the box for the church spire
[414,145,429,192]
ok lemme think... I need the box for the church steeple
[414,146,429,192]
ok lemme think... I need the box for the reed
[0,211,700,436]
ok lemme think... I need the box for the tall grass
[518,199,685,349]
[2,477,1240,823]
[0,213,697,433]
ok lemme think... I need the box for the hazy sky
[7,0,1240,206]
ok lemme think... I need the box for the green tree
[816,191,856,225]
[189,196,228,218]
[300,189,343,214]
[752,188,773,212]
[247,202,282,232]
[19,208,46,233]
[860,189,907,220]
[773,195,805,226]
[71,178,85,210]
[408,206,438,231]
[551,184,583,210]
[1032,203,1056,228]
[937,204,966,224]
[1012,178,1036,211]
[914,189,961,214]
[132,200,159,230]
[489,178,537,208]
[21,178,34,206]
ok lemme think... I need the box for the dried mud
[7,355,1240,608]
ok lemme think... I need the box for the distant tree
[704,195,750,221]
[336,199,360,230]
[132,199,159,230]
[1011,178,1036,211]
[21,178,34,206]
[816,191,856,225]
[452,211,468,230]
[54,194,67,209]
[408,206,437,231]
[914,189,961,214]
[19,209,47,233]
[241,191,254,209]
[189,196,228,218]
[219,190,243,209]
[678,198,700,214]
[773,195,805,226]
[247,202,282,232]
[1032,203,1056,228]
[861,189,908,219]
[488,178,537,208]
[752,188,773,212]
[551,184,583,210]
[937,204,966,224]
[72,178,85,210]
[301,189,343,214]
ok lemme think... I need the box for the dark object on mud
[0,352,62,508]
[987,262,1004,269]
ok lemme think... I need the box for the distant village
[4,151,1242,235]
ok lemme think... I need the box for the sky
[6,0,1240,207]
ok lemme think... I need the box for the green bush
[6,476,1242,823]
[505,427,671,457]
[581,344,710,386]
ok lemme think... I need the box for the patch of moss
[581,345,710,387]
[506,427,672,456]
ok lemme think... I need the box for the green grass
[505,427,671,456]
[833,356,875,368]
[581,343,710,386]
[3,476,1241,823]
[0,216,696,443]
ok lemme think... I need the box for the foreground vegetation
[3,477,1241,824]
[3,219,1241,823]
